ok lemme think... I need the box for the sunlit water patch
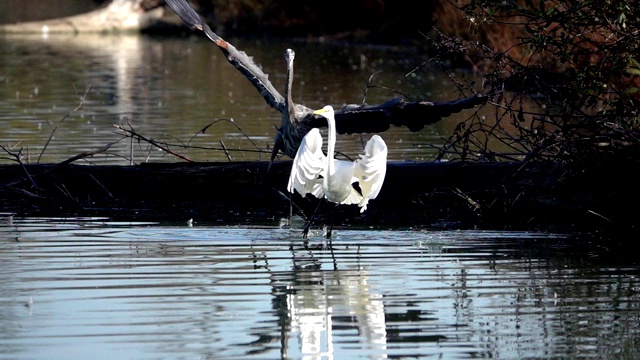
[0,217,639,359]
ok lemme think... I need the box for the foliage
[194,0,435,43]
[430,0,640,162]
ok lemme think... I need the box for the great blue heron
[288,105,387,237]
[270,48,314,166]
[164,0,488,161]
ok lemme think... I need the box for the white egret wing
[354,134,388,207]
[287,128,326,197]
[331,160,363,206]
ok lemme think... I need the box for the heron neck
[285,59,295,123]
[326,113,336,175]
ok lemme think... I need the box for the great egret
[287,105,388,237]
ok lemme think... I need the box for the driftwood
[0,159,636,236]
[0,0,171,34]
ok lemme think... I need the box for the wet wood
[0,160,636,235]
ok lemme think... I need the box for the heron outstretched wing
[330,94,488,134]
[164,0,285,112]
[165,0,488,160]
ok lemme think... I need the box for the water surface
[1,217,639,359]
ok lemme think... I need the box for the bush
[430,0,640,162]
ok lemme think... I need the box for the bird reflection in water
[255,245,389,359]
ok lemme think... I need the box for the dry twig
[38,84,91,163]
[114,123,193,162]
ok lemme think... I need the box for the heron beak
[313,108,326,115]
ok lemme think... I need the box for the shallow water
[1,217,639,359]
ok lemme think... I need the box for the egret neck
[326,111,336,177]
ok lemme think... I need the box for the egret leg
[302,200,323,239]
[325,204,338,239]
[326,223,333,239]
[289,193,293,229]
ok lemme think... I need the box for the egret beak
[313,107,330,115]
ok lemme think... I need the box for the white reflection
[287,288,334,359]
[0,33,170,163]
[3,33,148,117]
[285,265,387,359]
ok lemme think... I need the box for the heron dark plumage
[165,0,489,163]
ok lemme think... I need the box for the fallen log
[0,160,636,236]
[0,0,171,34]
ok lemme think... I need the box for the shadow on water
[0,216,639,359]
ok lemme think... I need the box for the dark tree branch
[54,141,119,168]
[114,123,193,162]
[0,145,38,189]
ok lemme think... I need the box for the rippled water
[1,217,639,359]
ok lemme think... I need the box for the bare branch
[114,124,193,162]
[0,144,38,189]
[38,84,91,163]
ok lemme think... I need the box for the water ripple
[0,218,639,359]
